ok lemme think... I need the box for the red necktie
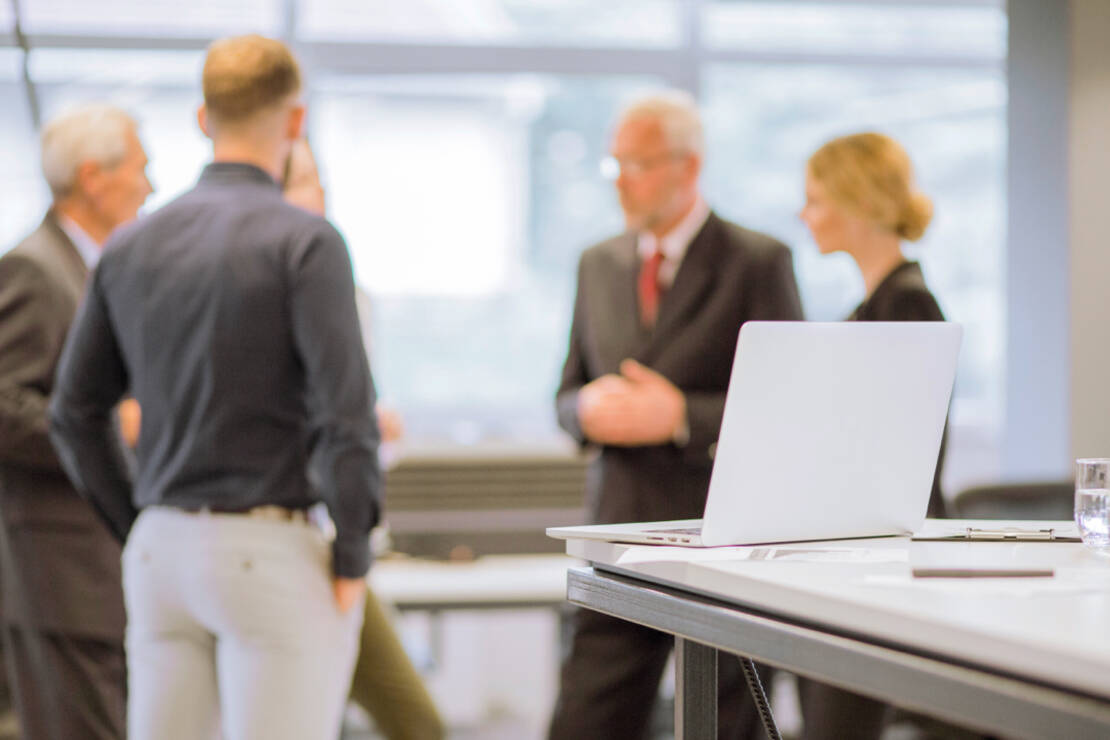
[638,250,665,327]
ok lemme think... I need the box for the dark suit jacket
[848,260,949,518]
[0,213,125,641]
[557,212,804,524]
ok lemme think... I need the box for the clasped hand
[577,360,685,446]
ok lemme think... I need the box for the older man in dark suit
[547,92,804,740]
[0,104,151,739]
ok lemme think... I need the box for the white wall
[1006,0,1110,477]
[1069,0,1110,462]
[1005,0,1070,480]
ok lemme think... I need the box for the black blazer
[557,212,804,524]
[849,260,949,518]
[0,214,125,641]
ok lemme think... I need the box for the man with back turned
[48,35,381,739]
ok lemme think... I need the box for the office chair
[950,481,1074,520]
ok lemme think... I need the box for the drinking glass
[1075,458,1110,550]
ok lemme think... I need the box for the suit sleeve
[555,255,589,445]
[48,266,137,542]
[683,244,805,463]
[289,223,382,579]
[0,254,69,470]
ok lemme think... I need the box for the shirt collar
[57,214,102,269]
[198,161,281,189]
[637,195,710,264]
[636,196,710,287]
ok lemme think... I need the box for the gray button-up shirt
[49,162,382,578]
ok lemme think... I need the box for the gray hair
[617,90,704,158]
[41,103,137,199]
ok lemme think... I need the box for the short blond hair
[40,103,137,199]
[807,132,932,242]
[202,34,301,127]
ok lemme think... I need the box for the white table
[559,521,1110,740]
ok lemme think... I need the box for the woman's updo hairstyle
[807,132,932,242]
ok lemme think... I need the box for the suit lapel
[639,213,721,362]
[590,234,648,372]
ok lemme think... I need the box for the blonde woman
[801,131,947,519]
[798,132,950,740]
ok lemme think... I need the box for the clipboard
[911,526,1081,543]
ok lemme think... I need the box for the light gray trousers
[122,507,364,740]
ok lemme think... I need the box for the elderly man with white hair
[0,102,151,739]
[547,91,804,740]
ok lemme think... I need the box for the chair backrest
[951,481,1074,520]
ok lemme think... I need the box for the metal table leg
[674,638,781,740]
[675,637,717,740]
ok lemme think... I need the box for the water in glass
[1075,488,1110,549]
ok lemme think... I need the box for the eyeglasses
[599,152,686,180]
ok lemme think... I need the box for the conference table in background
[554,520,1110,740]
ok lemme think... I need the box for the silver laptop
[547,321,962,547]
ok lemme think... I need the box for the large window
[20,0,280,36]
[701,1,1006,57]
[0,49,41,244]
[1,0,1007,489]
[301,0,683,47]
[311,74,659,439]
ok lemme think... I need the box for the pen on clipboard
[912,568,1055,578]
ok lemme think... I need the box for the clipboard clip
[966,527,1060,541]
[911,524,1081,542]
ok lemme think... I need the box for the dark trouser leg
[887,708,997,739]
[548,607,672,740]
[797,677,887,740]
[0,624,19,739]
[6,627,126,740]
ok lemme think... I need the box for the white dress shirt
[58,214,102,270]
[636,195,710,288]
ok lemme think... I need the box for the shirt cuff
[332,536,372,579]
[672,412,690,448]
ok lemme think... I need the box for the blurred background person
[802,131,947,518]
[0,103,151,740]
[48,35,380,740]
[548,90,803,740]
[797,130,947,740]
[284,137,444,740]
